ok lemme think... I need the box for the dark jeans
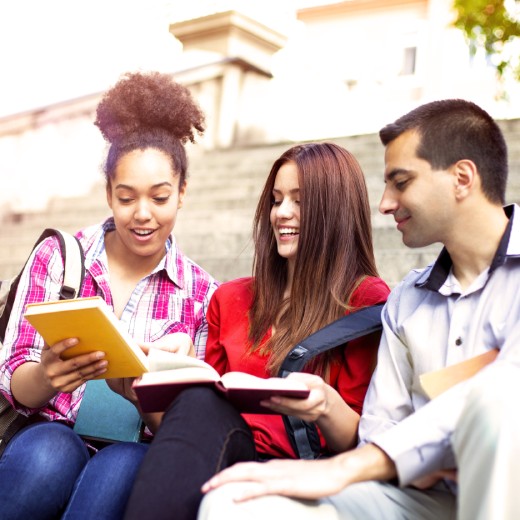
[0,421,148,520]
[124,386,257,520]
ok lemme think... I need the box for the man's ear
[453,159,478,200]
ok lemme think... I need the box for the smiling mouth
[395,217,410,231]
[132,229,155,237]
[279,228,299,238]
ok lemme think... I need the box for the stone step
[2,125,520,289]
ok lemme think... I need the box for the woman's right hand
[40,337,108,393]
[11,337,108,408]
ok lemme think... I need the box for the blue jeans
[0,421,148,520]
[125,387,256,520]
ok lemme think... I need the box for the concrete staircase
[2,122,520,288]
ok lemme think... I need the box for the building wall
[2,118,520,289]
[0,1,517,214]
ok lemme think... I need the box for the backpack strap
[36,229,85,300]
[0,229,84,343]
[0,229,85,456]
[278,303,384,459]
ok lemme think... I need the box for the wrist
[11,361,57,408]
[336,443,397,485]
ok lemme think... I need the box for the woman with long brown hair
[125,142,390,520]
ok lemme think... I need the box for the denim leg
[0,421,90,520]
[62,442,149,520]
[124,387,257,520]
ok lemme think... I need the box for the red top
[204,276,390,458]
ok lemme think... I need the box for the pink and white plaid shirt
[0,218,218,423]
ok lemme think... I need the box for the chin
[403,236,432,249]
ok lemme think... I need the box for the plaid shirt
[0,218,218,423]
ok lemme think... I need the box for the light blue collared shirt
[359,204,520,486]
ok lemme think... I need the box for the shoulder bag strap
[278,304,384,459]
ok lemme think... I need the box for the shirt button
[455,337,463,346]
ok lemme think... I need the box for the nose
[275,198,295,219]
[379,186,398,215]
[134,199,152,221]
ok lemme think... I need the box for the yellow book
[24,296,149,379]
[419,348,499,399]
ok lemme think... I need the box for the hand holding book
[24,296,310,414]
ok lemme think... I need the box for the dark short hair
[379,99,508,204]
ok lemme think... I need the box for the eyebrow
[114,182,173,190]
[272,188,300,194]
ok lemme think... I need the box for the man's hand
[411,469,458,489]
[201,444,397,502]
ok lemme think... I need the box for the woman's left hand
[106,376,138,403]
[260,372,332,422]
[261,372,360,452]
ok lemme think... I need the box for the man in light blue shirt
[198,99,520,520]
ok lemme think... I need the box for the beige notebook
[420,348,499,399]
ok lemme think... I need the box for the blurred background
[1,0,519,286]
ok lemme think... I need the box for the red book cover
[133,365,310,414]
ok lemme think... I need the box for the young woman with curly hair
[124,142,390,520]
[0,71,218,519]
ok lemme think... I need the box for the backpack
[278,303,384,460]
[0,228,85,456]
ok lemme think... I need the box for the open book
[133,350,311,415]
[24,296,149,379]
[419,348,499,399]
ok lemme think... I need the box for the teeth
[134,229,154,236]
[279,228,298,236]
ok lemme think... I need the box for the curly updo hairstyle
[95,71,205,187]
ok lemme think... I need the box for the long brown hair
[249,142,378,375]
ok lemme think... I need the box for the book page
[138,366,220,385]
[24,296,106,314]
[220,372,309,391]
[146,349,212,372]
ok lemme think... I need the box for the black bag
[278,304,384,460]
[0,229,84,456]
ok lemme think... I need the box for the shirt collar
[416,204,519,292]
[163,235,185,290]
